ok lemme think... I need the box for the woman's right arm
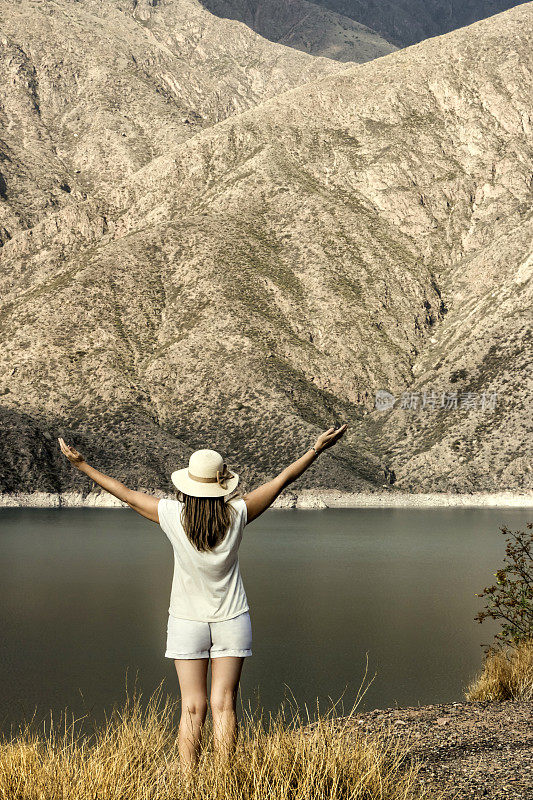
[243,424,348,524]
[58,438,160,523]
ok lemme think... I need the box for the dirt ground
[345,700,532,799]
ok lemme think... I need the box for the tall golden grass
[466,638,533,702]
[0,682,440,800]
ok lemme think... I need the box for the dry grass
[466,638,533,702]
[0,682,439,800]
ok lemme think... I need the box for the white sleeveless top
[157,497,249,622]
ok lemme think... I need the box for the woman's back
[58,426,348,769]
[157,496,249,622]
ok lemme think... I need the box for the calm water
[0,507,531,733]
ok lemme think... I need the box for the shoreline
[0,489,532,509]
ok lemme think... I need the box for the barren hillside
[0,0,531,495]
[301,0,528,47]
[201,0,528,55]
[201,0,397,61]
[0,0,345,222]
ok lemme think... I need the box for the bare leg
[210,656,244,761]
[174,658,209,772]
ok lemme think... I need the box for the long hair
[176,490,242,552]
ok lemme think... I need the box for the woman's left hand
[313,424,348,454]
[58,437,86,468]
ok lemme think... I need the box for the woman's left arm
[58,438,159,523]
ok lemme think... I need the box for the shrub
[474,522,532,652]
[465,638,533,701]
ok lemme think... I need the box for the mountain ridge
[201,0,529,54]
[283,0,529,47]
[201,0,398,61]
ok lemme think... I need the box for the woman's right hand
[313,424,348,454]
[58,437,86,468]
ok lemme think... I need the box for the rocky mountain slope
[201,0,527,56]
[297,0,528,47]
[0,0,531,496]
[201,0,397,61]
[0,0,345,225]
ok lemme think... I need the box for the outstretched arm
[243,424,348,524]
[58,438,159,523]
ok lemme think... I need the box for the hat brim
[170,468,239,498]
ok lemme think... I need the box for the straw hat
[171,449,239,498]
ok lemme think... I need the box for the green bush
[474,522,533,653]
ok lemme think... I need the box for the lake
[0,507,530,734]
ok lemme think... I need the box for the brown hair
[176,490,242,552]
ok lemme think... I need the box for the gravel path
[344,701,532,799]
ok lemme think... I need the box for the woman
[58,423,348,769]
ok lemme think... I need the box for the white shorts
[165,610,252,659]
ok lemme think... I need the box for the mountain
[201,0,397,61]
[201,1,528,56]
[313,0,528,47]
[0,0,345,228]
[0,1,531,496]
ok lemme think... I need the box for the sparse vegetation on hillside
[0,1,531,495]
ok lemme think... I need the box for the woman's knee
[181,694,208,720]
[210,686,237,716]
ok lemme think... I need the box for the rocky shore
[273,490,533,510]
[340,700,532,799]
[0,490,532,509]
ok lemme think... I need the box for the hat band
[187,470,233,484]
[187,470,219,484]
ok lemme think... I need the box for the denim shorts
[165,610,252,659]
